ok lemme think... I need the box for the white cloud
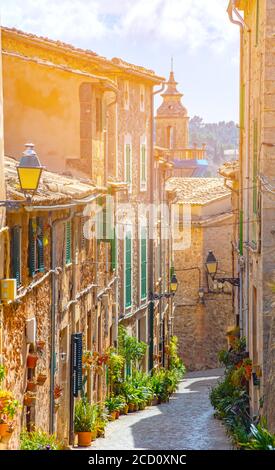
[0,0,238,51]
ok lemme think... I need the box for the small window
[140,84,145,112]
[11,226,22,287]
[124,81,129,110]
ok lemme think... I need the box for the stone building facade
[227,0,275,432]
[166,177,235,370]
[0,26,176,448]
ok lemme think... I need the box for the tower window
[167,126,174,149]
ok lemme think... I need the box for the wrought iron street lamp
[205,250,240,287]
[205,250,218,279]
[17,143,45,198]
[0,143,45,208]
[151,272,178,300]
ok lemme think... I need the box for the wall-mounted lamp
[205,250,240,287]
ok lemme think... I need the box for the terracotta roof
[166,177,230,205]
[4,156,96,205]
[2,27,164,83]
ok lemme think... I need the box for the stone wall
[173,206,235,371]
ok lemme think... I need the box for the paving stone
[77,369,232,450]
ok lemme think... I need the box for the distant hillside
[189,116,239,176]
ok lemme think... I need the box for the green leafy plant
[0,365,5,383]
[105,395,125,413]
[240,423,275,450]
[20,429,63,450]
[74,399,97,433]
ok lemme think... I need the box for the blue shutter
[28,219,36,277]
[11,226,21,287]
[125,230,132,308]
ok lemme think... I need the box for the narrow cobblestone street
[88,369,231,450]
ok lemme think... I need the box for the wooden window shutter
[37,217,44,273]
[141,226,147,300]
[11,226,21,287]
[28,219,36,277]
[125,144,131,184]
[71,333,83,397]
[125,231,132,308]
[66,221,72,264]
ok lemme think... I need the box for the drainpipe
[148,82,165,371]
[227,0,250,341]
[50,210,74,435]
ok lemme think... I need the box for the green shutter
[28,218,36,277]
[141,144,146,184]
[66,221,72,264]
[141,226,147,300]
[125,144,131,183]
[111,228,117,271]
[37,217,44,273]
[125,230,132,308]
[80,217,86,250]
[11,226,21,287]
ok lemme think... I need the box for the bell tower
[155,61,189,150]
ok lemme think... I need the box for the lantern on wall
[17,143,45,196]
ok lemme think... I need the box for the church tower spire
[155,64,189,149]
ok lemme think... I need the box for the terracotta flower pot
[108,411,117,421]
[115,411,120,419]
[151,398,159,406]
[27,354,38,369]
[0,423,9,437]
[36,374,47,385]
[27,381,37,392]
[23,395,36,407]
[77,431,92,447]
[120,405,129,415]
[128,403,135,413]
[90,430,97,441]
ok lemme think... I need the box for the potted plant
[74,398,97,447]
[36,370,47,385]
[0,389,20,435]
[27,354,38,369]
[23,391,36,407]
[20,429,64,450]
[105,396,120,420]
[26,380,37,393]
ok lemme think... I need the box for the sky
[0,0,240,122]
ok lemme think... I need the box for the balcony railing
[171,148,207,161]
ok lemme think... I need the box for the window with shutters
[124,80,129,110]
[140,84,145,112]
[124,228,132,309]
[140,137,147,191]
[28,217,45,277]
[65,221,72,265]
[11,226,22,287]
[140,224,147,301]
[124,139,132,190]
